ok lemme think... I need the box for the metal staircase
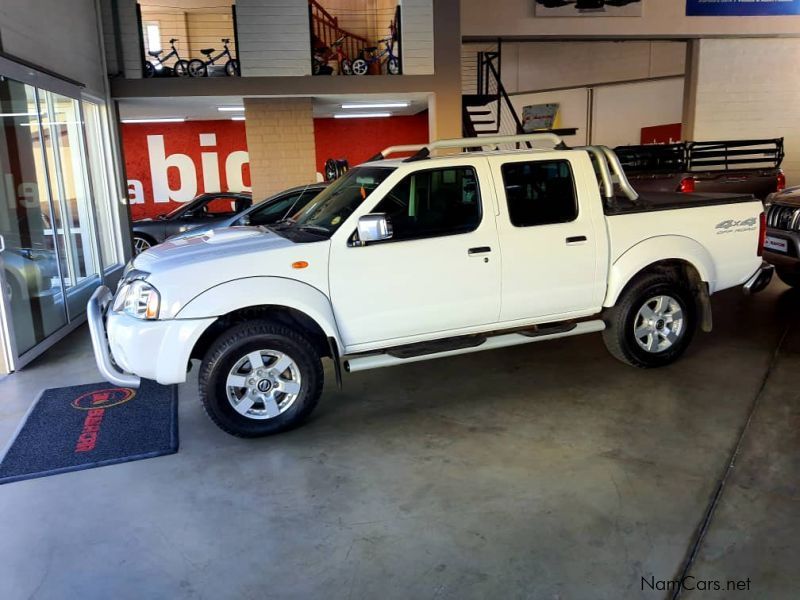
[462,49,576,149]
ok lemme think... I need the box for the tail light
[776,170,786,192]
[678,177,695,194]
[758,211,766,257]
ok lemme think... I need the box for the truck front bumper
[743,262,774,295]
[88,286,216,386]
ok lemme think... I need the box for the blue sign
[687,0,800,16]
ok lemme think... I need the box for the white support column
[236,0,312,76]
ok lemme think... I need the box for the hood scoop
[202,227,264,245]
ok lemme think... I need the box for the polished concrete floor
[0,281,798,599]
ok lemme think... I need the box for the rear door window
[501,160,578,227]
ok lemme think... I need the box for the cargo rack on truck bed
[615,138,784,173]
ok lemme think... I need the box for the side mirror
[239,214,251,226]
[356,213,392,244]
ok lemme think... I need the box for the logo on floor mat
[71,388,136,411]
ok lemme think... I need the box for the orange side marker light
[292,261,309,269]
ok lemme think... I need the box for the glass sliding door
[0,78,69,355]
[38,91,101,317]
[1,55,126,372]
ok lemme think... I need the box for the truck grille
[766,204,800,231]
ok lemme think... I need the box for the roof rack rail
[369,133,565,162]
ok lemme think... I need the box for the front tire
[225,59,240,76]
[387,56,400,75]
[188,59,207,77]
[174,59,190,77]
[776,267,800,288]
[199,320,323,437]
[602,273,696,368]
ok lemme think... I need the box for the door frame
[0,56,116,372]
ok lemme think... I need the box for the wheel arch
[604,236,716,308]
[178,277,343,359]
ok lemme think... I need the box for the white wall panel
[236,0,312,76]
[592,77,685,147]
[692,38,800,185]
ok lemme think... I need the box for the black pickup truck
[615,138,785,200]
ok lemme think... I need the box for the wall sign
[121,121,251,220]
[686,0,800,16]
[535,0,642,17]
[522,103,560,132]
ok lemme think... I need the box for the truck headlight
[113,280,160,320]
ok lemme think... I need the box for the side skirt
[343,320,606,374]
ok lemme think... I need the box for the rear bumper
[743,262,774,295]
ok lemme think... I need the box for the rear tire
[602,273,696,369]
[143,61,155,78]
[776,267,800,288]
[199,320,324,437]
[351,59,368,76]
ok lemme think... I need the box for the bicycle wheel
[188,59,207,77]
[143,61,155,78]
[340,59,353,76]
[387,56,400,75]
[351,59,368,76]
[174,60,190,77]
[225,59,240,76]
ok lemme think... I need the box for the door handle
[468,246,492,255]
[566,236,587,244]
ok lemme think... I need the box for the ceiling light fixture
[230,116,245,121]
[218,106,245,112]
[341,102,409,109]
[334,112,391,119]
[121,117,186,124]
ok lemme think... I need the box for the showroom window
[501,160,578,227]
[83,99,122,272]
[371,167,482,241]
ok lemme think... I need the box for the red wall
[122,120,250,220]
[314,112,429,173]
[121,113,429,220]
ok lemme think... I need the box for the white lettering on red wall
[122,121,251,220]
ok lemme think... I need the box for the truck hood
[134,226,293,273]
[129,226,330,319]
[768,185,800,208]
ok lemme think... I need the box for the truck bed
[604,191,757,216]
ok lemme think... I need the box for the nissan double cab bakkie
[89,134,774,437]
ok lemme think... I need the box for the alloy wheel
[225,349,302,420]
[633,294,685,353]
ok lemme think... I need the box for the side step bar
[344,320,606,373]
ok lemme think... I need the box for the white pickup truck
[89,134,773,437]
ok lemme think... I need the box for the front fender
[176,276,344,351]
[603,235,717,307]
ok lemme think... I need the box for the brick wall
[691,38,800,184]
[243,98,317,199]
[235,0,311,76]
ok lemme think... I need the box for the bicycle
[352,27,399,76]
[313,36,353,76]
[143,38,190,78]
[188,38,240,77]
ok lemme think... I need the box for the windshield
[289,167,394,236]
[163,195,207,219]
